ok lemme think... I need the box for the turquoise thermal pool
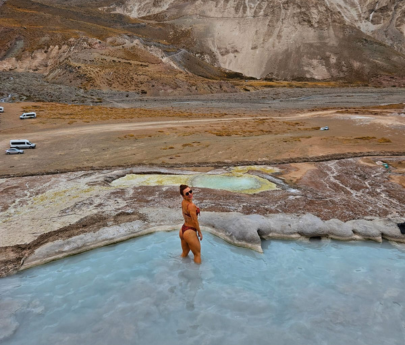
[1,233,405,345]
[111,166,278,194]
[192,174,266,193]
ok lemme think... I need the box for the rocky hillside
[0,0,405,95]
[108,0,405,82]
[0,0,242,96]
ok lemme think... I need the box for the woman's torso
[182,201,200,227]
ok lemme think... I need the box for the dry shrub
[282,137,302,143]
[282,136,312,143]
[23,103,226,122]
[355,136,376,140]
[208,131,234,136]
[377,137,392,143]
[298,126,320,131]
[120,134,136,139]
[366,104,404,110]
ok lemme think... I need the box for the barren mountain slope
[1,0,405,95]
[108,0,405,81]
[0,0,242,96]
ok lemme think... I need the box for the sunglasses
[185,190,193,196]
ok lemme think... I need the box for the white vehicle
[0,106,4,113]
[6,148,24,155]
[10,139,36,149]
[20,112,36,119]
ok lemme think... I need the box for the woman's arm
[190,204,203,240]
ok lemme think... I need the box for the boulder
[200,212,263,252]
[346,219,382,242]
[372,219,405,242]
[324,219,354,240]
[297,213,328,238]
[254,214,301,240]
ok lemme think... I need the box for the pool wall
[19,208,405,274]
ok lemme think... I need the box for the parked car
[0,106,4,113]
[20,112,36,119]
[10,139,36,149]
[320,126,329,131]
[6,148,24,155]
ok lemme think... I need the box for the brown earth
[391,175,405,188]
[0,0,242,96]
[1,97,405,177]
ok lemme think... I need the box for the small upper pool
[192,174,264,193]
[111,166,278,194]
[1,232,405,345]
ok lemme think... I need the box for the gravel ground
[1,72,405,111]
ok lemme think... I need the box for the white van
[0,106,4,113]
[10,139,36,149]
[20,112,36,119]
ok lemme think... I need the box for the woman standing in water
[179,184,202,264]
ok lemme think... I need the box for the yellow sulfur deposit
[112,168,278,194]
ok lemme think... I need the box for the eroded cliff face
[0,0,241,95]
[324,0,405,51]
[108,0,405,80]
[1,0,404,90]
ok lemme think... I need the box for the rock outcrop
[0,0,240,95]
[19,211,405,272]
[108,0,405,81]
[1,0,405,89]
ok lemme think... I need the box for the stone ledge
[13,211,405,276]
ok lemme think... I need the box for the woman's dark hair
[180,184,189,196]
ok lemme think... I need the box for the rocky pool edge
[1,210,405,277]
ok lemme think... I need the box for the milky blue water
[191,174,266,193]
[1,233,405,345]
[111,173,275,193]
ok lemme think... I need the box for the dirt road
[1,92,405,176]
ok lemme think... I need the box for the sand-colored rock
[19,210,405,274]
[255,214,302,240]
[110,0,405,80]
[199,212,263,252]
[373,218,405,242]
[296,214,328,237]
[324,219,355,239]
[346,219,383,242]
